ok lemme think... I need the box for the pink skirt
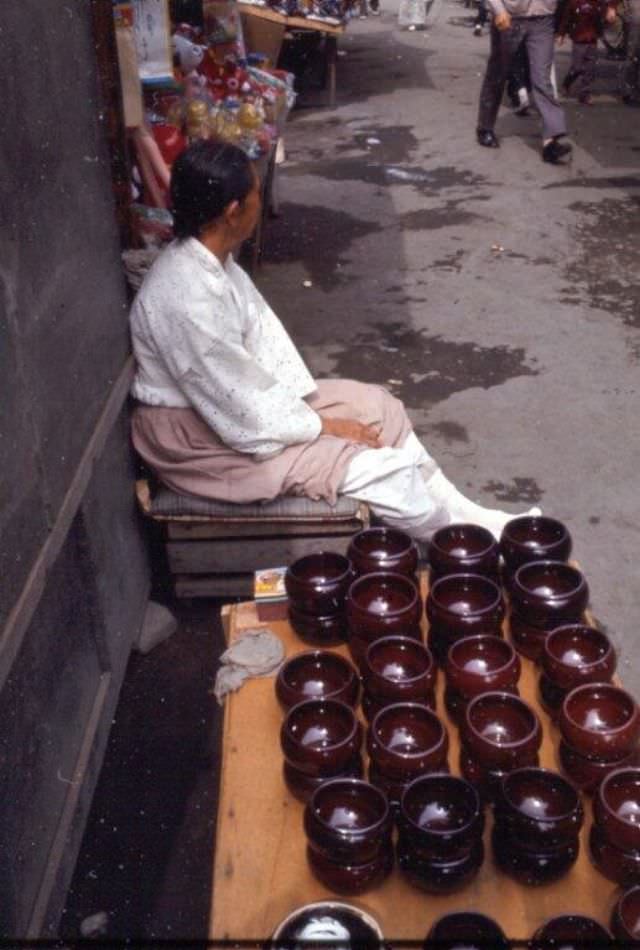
[131,379,413,505]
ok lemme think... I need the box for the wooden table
[239,2,345,106]
[210,587,621,943]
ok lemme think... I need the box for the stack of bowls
[529,915,612,949]
[367,702,449,807]
[509,560,589,661]
[492,767,583,884]
[285,552,353,646]
[428,523,500,583]
[346,572,422,666]
[280,698,363,802]
[500,515,572,591]
[590,767,640,885]
[558,683,640,793]
[460,691,542,800]
[426,573,505,667]
[271,901,385,949]
[426,913,509,950]
[396,774,485,893]
[611,885,640,945]
[540,624,616,719]
[303,778,393,894]
[347,527,419,580]
[275,650,360,712]
[444,634,521,724]
[361,636,436,722]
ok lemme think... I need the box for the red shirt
[558,0,612,42]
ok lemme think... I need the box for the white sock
[424,469,542,540]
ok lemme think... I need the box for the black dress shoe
[476,128,499,148]
[542,137,572,163]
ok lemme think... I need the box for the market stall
[113,0,295,263]
[209,571,625,943]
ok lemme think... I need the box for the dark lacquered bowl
[611,886,640,945]
[492,825,579,885]
[594,767,640,852]
[426,912,509,950]
[306,841,394,894]
[285,552,353,614]
[509,610,558,661]
[446,635,520,699]
[368,703,449,781]
[397,835,484,894]
[559,683,640,761]
[510,561,589,627]
[348,527,419,578]
[500,515,572,573]
[363,690,436,723]
[363,636,436,706]
[429,523,500,582]
[398,773,484,859]
[463,691,542,769]
[368,760,450,809]
[495,767,583,849]
[558,739,639,794]
[590,823,640,887]
[542,624,616,692]
[426,573,505,637]
[271,901,384,949]
[281,699,363,777]
[460,743,537,803]
[304,778,392,864]
[283,755,363,803]
[530,914,612,950]
[288,603,348,647]
[445,683,518,726]
[276,651,359,711]
[347,572,422,641]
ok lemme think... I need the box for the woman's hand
[321,417,383,448]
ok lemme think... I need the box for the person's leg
[477,21,522,136]
[576,42,597,101]
[620,3,640,99]
[524,15,570,160]
[339,437,540,541]
[562,42,581,94]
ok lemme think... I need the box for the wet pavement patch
[563,197,640,335]
[286,157,491,196]
[263,202,383,290]
[481,477,544,504]
[326,321,538,408]
[428,420,470,443]
[399,200,488,229]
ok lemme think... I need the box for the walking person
[619,0,640,103]
[557,0,617,103]
[476,0,573,163]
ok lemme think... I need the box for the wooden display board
[210,583,621,943]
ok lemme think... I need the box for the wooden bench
[136,479,369,598]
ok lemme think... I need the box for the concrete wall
[0,1,150,935]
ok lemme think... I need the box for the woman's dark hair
[170,139,254,239]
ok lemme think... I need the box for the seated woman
[130,140,538,540]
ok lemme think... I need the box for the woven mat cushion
[148,486,362,523]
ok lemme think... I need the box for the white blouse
[130,238,322,457]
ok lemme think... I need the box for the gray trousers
[478,15,567,139]
[620,0,640,99]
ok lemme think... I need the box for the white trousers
[339,433,537,541]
